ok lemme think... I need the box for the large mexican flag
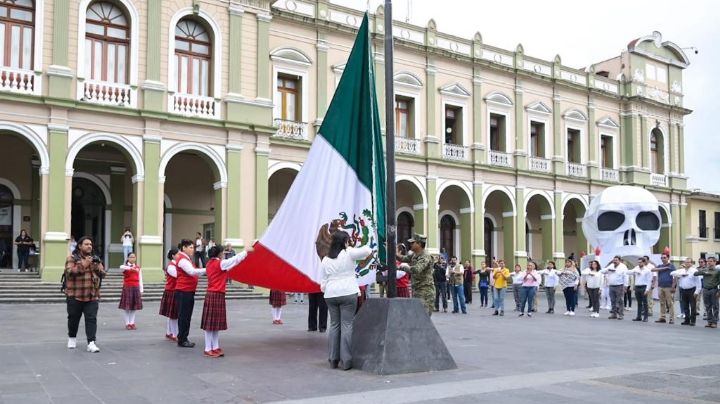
[228,14,386,292]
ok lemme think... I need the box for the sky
[333,0,720,193]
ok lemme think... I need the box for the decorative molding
[143,134,162,143]
[255,146,271,156]
[131,175,144,183]
[540,214,555,220]
[394,72,423,89]
[47,65,74,78]
[525,101,552,115]
[439,83,471,98]
[563,109,588,122]
[141,80,166,91]
[257,13,272,22]
[270,47,313,67]
[226,143,244,152]
[502,211,515,218]
[460,207,473,214]
[110,166,127,174]
[484,91,513,108]
[224,238,245,248]
[413,204,427,210]
[213,181,227,190]
[44,231,69,241]
[229,3,245,15]
[139,235,163,244]
[48,123,69,132]
[597,116,620,129]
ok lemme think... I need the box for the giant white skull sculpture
[582,186,661,259]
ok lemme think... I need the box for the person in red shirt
[118,252,143,330]
[159,248,179,341]
[395,244,411,298]
[201,245,251,357]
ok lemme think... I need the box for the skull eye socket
[597,211,625,231]
[636,211,660,230]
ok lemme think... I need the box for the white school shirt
[539,269,559,288]
[600,263,628,286]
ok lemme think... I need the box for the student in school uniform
[200,245,250,357]
[175,239,207,348]
[270,289,287,324]
[118,252,143,330]
[159,248,179,341]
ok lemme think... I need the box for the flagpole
[383,0,397,298]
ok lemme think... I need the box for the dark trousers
[66,298,98,343]
[545,286,556,311]
[634,285,648,320]
[562,287,576,312]
[624,286,633,308]
[434,282,448,310]
[17,250,29,270]
[308,292,328,331]
[175,291,195,343]
[703,288,719,325]
[587,287,600,313]
[193,251,206,267]
[463,281,472,303]
[680,288,697,324]
[479,287,489,306]
[609,285,625,317]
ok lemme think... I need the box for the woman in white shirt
[320,231,373,371]
[582,260,603,318]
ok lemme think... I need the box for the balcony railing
[169,93,220,119]
[0,66,38,95]
[443,143,470,161]
[395,136,422,155]
[273,119,308,140]
[650,173,668,187]
[601,168,620,182]
[528,157,551,173]
[567,162,587,178]
[489,150,513,168]
[80,80,133,107]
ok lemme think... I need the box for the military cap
[407,233,427,244]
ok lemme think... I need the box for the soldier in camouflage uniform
[398,234,435,317]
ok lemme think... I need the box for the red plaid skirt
[118,286,143,310]
[397,286,411,298]
[159,290,177,319]
[269,290,286,307]
[201,291,227,331]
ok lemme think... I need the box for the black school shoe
[178,340,195,348]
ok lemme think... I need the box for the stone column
[142,0,165,111]
[460,208,472,263]
[224,144,243,247]
[425,65,440,160]
[575,218,587,256]
[553,190,566,267]
[316,35,328,122]
[587,101,599,180]
[514,83,527,170]
[541,214,554,263]
[413,203,426,236]
[514,187,527,266]
[256,13,272,102]
[41,124,70,282]
[139,135,163,281]
[47,0,73,98]
[552,91,564,175]
[255,135,270,237]
[426,177,438,253]
[228,3,244,95]
[472,182,485,268]
[472,77,486,164]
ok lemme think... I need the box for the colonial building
[0,0,693,282]
[686,192,720,260]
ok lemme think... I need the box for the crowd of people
[60,230,720,371]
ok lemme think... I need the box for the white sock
[204,331,213,352]
[166,319,172,335]
[128,310,136,325]
[170,319,178,336]
[124,310,131,325]
[277,307,283,320]
[212,331,220,350]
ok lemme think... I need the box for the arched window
[440,215,455,258]
[84,1,129,83]
[0,0,34,70]
[396,211,414,249]
[650,128,664,174]
[0,184,14,268]
[175,18,211,96]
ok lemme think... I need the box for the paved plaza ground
[1,295,718,403]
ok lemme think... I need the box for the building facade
[0,0,693,282]
[686,192,720,260]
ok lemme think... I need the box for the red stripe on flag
[227,242,321,293]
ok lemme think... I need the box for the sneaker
[518,313,524,317]
[67,338,77,349]
[569,311,575,316]
[86,341,100,353]
[527,313,532,318]
[564,311,570,316]
[499,311,504,316]
[492,311,499,316]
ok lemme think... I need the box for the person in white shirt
[629,257,654,322]
[321,231,373,371]
[539,261,559,314]
[644,255,658,317]
[672,258,702,326]
[194,232,206,267]
[511,264,523,312]
[120,228,134,261]
[600,256,629,320]
[581,260,603,318]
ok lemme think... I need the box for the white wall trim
[441,96,469,147]
[268,161,302,177]
[65,133,144,178]
[436,179,474,212]
[649,126,669,175]
[563,114,587,163]
[439,209,461,258]
[0,122,50,174]
[158,142,228,184]
[272,56,310,124]
[598,131,619,169]
[396,175,427,210]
